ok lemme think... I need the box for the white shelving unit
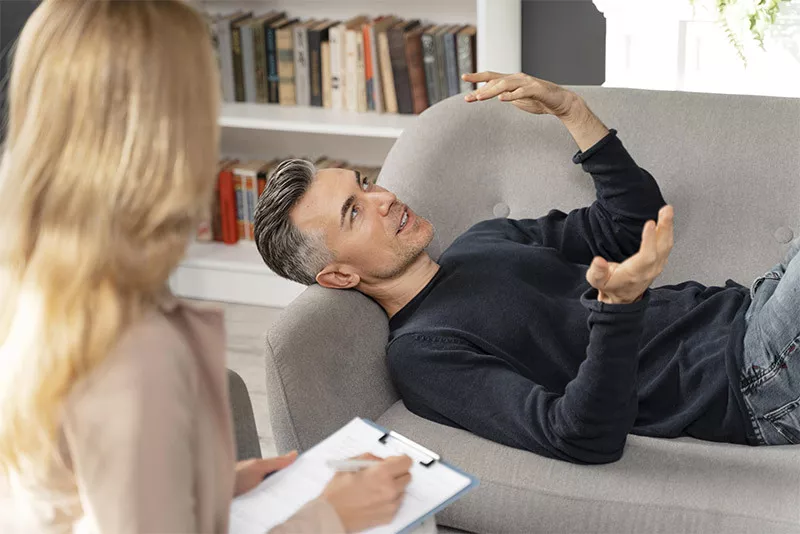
[171,0,521,307]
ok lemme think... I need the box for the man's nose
[373,190,397,216]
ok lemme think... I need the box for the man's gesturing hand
[463,71,579,118]
[586,206,675,305]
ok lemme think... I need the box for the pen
[326,459,382,472]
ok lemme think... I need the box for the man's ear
[316,265,361,289]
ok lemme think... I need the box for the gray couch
[264,88,800,533]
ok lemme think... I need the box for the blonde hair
[0,0,219,490]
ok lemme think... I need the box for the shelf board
[171,241,307,307]
[218,103,419,138]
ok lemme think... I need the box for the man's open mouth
[397,207,409,234]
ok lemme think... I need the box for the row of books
[208,11,477,115]
[196,158,382,245]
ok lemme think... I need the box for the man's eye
[361,177,369,191]
[350,206,359,220]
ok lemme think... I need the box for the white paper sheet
[230,418,473,534]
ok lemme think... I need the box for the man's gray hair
[254,159,333,286]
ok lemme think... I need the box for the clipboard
[362,419,479,534]
[229,417,479,534]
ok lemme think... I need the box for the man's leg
[741,237,800,445]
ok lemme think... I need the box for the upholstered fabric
[265,88,800,533]
[228,369,262,461]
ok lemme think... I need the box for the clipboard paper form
[230,417,478,534]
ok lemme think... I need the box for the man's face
[291,168,434,288]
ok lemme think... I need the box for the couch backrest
[379,88,800,286]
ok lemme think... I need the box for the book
[218,160,240,244]
[457,25,477,92]
[344,16,368,112]
[266,17,291,104]
[321,40,332,108]
[421,25,440,106]
[211,158,236,243]
[405,25,430,114]
[377,19,400,114]
[257,159,281,198]
[229,418,477,534]
[250,12,283,104]
[232,16,255,102]
[277,21,299,106]
[293,20,316,107]
[240,21,257,102]
[233,161,268,241]
[216,12,249,102]
[362,20,375,111]
[443,25,463,97]
[329,22,345,111]
[308,21,335,107]
[356,29,367,112]
[433,25,450,105]
[388,19,420,115]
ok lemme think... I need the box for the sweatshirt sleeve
[387,290,649,465]
[504,130,666,265]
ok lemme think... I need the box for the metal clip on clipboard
[378,430,441,468]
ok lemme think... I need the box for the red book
[362,22,374,110]
[218,161,239,244]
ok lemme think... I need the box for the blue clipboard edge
[361,418,480,534]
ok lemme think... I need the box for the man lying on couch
[253,73,800,464]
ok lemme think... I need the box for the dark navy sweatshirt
[387,130,754,465]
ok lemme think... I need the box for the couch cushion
[378,401,800,534]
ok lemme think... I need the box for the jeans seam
[740,335,800,393]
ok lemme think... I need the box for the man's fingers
[499,87,527,101]
[656,205,675,256]
[462,71,505,83]
[586,256,610,290]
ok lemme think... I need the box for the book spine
[277,28,296,106]
[294,26,310,107]
[257,171,267,198]
[211,173,223,242]
[267,26,280,103]
[356,33,367,112]
[457,32,476,93]
[308,29,323,107]
[388,28,413,114]
[233,172,245,241]
[344,28,359,112]
[405,32,428,114]
[368,24,383,113]
[241,25,257,102]
[232,23,246,102]
[330,26,344,111]
[363,24,374,111]
[218,20,235,102]
[321,41,332,108]
[434,30,448,105]
[218,166,238,244]
[254,23,269,103]
[443,30,460,97]
[378,31,397,113]
[421,32,439,105]
[245,174,257,240]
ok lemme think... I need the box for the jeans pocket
[764,397,800,445]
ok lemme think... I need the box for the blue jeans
[742,237,800,445]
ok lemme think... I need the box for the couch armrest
[265,285,399,453]
[227,368,262,460]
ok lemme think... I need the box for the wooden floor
[208,299,285,458]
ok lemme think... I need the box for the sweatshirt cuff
[572,129,619,164]
[580,288,650,314]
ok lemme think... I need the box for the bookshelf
[172,0,522,307]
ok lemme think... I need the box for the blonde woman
[0,1,411,532]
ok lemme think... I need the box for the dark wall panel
[521,0,606,85]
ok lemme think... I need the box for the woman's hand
[322,454,413,533]
[234,451,298,497]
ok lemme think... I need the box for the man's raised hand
[586,206,675,305]
[463,72,579,118]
